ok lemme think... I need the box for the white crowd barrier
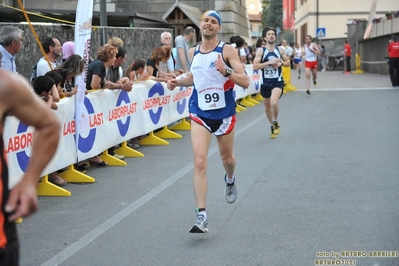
[4,65,262,188]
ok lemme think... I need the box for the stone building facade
[15,0,251,43]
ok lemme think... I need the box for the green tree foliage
[262,0,282,30]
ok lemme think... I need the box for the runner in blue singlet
[167,10,249,233]
[253,26,290,139]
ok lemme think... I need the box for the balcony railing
[251,31,262,37]
[370,17,399,38]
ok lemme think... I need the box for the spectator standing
[231,36,247,63]
[104,46,133,160]
[344,40,352,73]
[255,38,266,53]
[175,27,195,73]
[387,35,399,87]
[107,37,124,47]
[62,41,75,62]
[281,39,293,69]
[320,45,327,72]
[86,44,117,91]
[105,46,132,92]
[146,46,169,82]
[85,44,119,167]
[160,32,175,71]
[0,69,60,265]
[35,37,63,77]
[0,26,23,73]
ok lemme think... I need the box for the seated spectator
[86,44,117,90]
[125,58,149,82]
[146,47,169,82]
[33,76,67,186]
[55,54,85,96]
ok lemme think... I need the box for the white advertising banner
[5,66,262,188]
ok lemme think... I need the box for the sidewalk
[289,68,392,90]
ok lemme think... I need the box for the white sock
[225,174,235,184]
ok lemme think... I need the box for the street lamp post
[100,0,107,46]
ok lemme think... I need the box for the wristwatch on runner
[224,68,232,77]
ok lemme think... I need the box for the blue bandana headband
[202,10,222,26]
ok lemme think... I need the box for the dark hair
[45,71,62,86]
[256,38,264,48]
[230,35,240,44]
[116,46,127,59]
[262,27,276,38]
[235,37,245,48]
[124,58,146,77]
[42,37,56,54]
[307,35,313,40]
[33,76,55,95]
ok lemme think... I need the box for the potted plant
[372,17,382,23]
[385,12,392,19]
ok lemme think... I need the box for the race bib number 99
[197,87,226,111]
[264,67,278,79]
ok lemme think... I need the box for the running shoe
[270,125,276,139]
[225,181,237,204]
[313,79,317,86]
[306,89,311,95]
[189,214,208,233]
[273,121,280,135]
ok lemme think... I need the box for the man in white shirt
[0,26,23,73]
[35,37,63,77]
[160,32,175,71]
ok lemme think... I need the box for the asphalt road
[17,70,399,266]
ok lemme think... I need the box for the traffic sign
[316,28,326,38]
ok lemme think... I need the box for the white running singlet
[305,43,317,62]
[294,47,302,59]
[191,42,229,111]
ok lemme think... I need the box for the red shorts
[305,60,318,69]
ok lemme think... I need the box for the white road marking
[40,114,266,266]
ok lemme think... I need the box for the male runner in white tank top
[167,10,249,233]
[303,35,321,95]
